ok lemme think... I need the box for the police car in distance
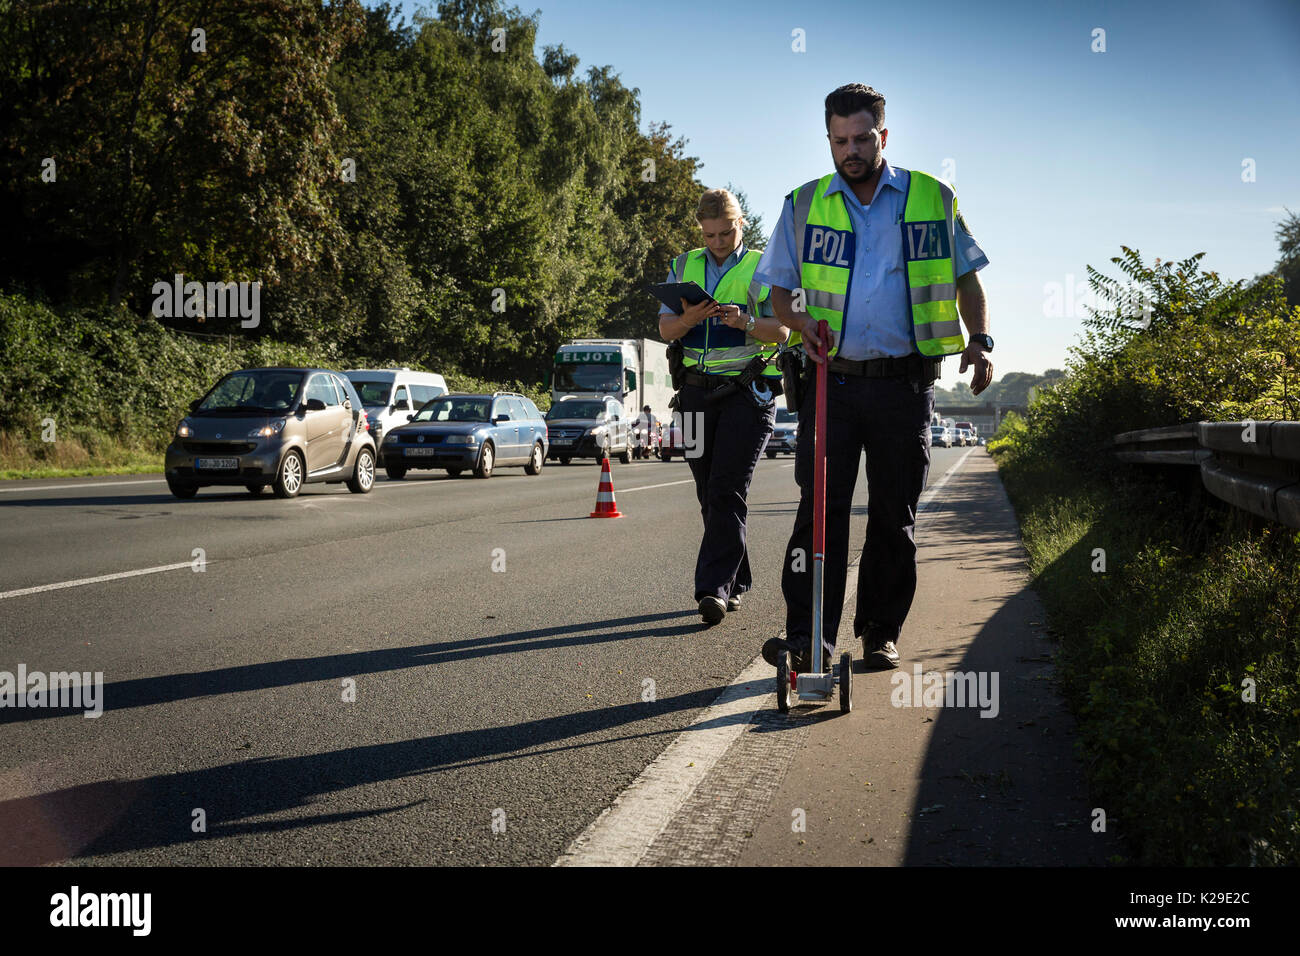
[766,405,798,458]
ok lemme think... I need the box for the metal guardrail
[1112,421,1300,529]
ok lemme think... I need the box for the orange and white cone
[589,456,623,518]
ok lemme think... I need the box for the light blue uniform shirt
[754,160,988,360]
[658,243,774,318]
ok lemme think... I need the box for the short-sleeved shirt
[754,160,988,360]
[658,243,774,318]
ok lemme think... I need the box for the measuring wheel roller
[776,651,790,714]
[839,651,853,713]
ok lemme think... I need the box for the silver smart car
[165,367,377,499]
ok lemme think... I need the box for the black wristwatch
[969,333,994,352]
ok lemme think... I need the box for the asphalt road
[0,445,969,866]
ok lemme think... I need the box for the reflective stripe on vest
[674,248,779,377]
[790,169,966,358]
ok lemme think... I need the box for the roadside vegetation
[988,247,1300,864]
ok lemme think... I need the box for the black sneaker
[762,633,811,673]
[727,595,742,612]
[699,596,726,625]
[865,640,900,669]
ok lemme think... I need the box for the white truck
[549,338,673,424]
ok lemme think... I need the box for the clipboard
[648,281,716,315]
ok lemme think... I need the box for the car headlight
[176,420,193,438]
[445,435,476,444]
[588,426,607,437]
[249,419,287,438]
[382,432,397,443]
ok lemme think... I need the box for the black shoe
[727,595,742,612]
[762,633,811,673]
[761,637,790,667]
[865,640,900,669]
[699,596,726,625]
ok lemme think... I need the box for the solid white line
[616,478,696,493]
[0,562,194,601]
[918,446,975,514]
[554,654,774,867]
[553,448,978,866]
[0,478,165,493]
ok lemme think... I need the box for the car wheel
[618,445,631,465]
[347,447,375,494]
[474,441,494,479]
[245,483,266,495]
[558,456,571,465]
[273,450,305,499]
[445,467,463,477]
[385,463,407,480]
[168,478,198,499]
[524,442,544,476]
[766,450,777,459]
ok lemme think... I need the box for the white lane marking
[0,478,165,494]
[918,446,975,514]
[555,654,774,867]
[0,562,193,601]
[616,478,696,493]
[554,447,977,866]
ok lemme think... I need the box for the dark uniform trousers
[781,372,934,656]
[679,382,777,603]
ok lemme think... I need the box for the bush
[990,249,1300,864]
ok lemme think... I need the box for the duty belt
[828,354,942,380]
[681,369,740,389]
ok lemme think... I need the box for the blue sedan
[379,392,547,479]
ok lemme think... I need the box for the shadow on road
[0,611,701,726]
[0,676,764,865]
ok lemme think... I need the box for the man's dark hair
[825,84,886,131]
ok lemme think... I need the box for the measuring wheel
[839,651,853,713]
[776,651,790,714]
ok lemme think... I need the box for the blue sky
[376,0,1300,385]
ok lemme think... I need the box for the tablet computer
[648,281,715,314]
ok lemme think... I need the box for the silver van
[345,368,448,442]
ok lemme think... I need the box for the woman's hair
[695,188,743,223]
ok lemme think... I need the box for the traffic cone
[589,456,623,518]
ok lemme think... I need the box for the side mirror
[189,399,200,413]
[406,414,415,421]
[303,398,327,412]
[625,370,637,391]
[494,414,511,423]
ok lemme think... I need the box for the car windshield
[775,409,797,423]
[350,380,392,405]
[196,370,303,413]
[413,397,490,423]
[552,364,621,394]
[547,401,605,420]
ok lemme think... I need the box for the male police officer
[758,83,993,672]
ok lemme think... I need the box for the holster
[779,348,807,411]
[666,340,686,391]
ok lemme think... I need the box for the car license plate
[404,447,437,457]
[551,439,573,447]
[195,457,239,470]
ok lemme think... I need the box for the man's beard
[836,154,880,184]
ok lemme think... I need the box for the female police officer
[658,188,789,625]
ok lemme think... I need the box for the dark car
[164,367,377,499]
[544,397,631,465]
[766,406,798,458]
[379,392,547,479]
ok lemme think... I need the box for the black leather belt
[828,354,942,380]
